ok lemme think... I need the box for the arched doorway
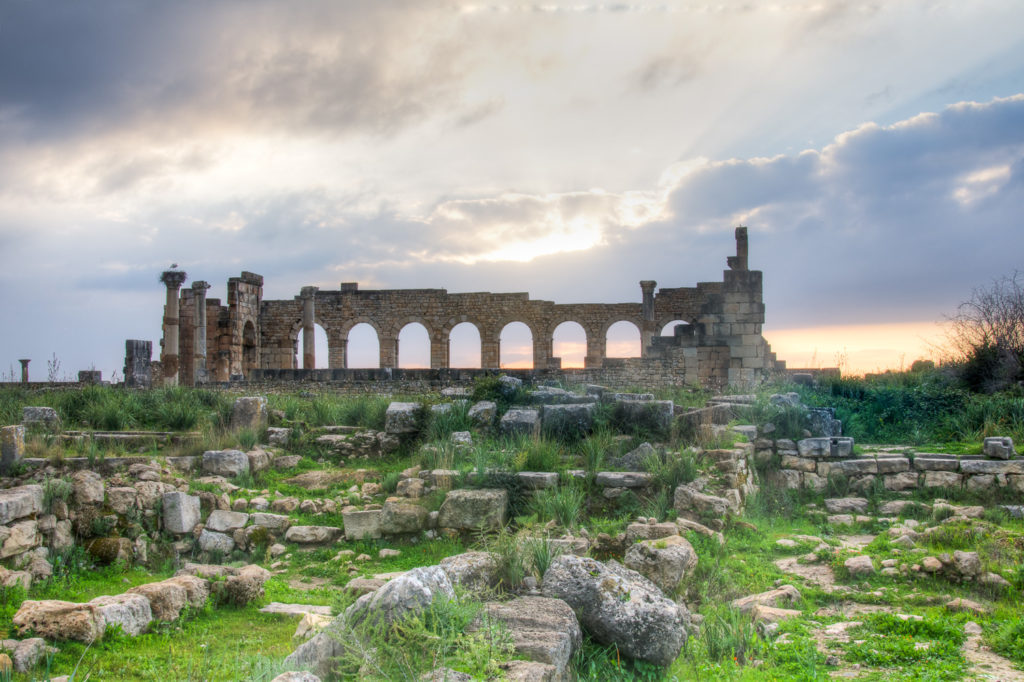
[500,322,533,369]
[605,320,641,358]
[347,323,381,368]
[552,321,587,368]
[449,322,482,368]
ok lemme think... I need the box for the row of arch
[295,320,690,369]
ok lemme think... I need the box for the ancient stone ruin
[136,228,784,390]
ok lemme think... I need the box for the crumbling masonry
[135,228,783,389]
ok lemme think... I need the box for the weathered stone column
[159,270,188,386]
[124,340,153,388]
[380,336,398,368]
[585,332,604,368]
[300,286,319,369]
[192,281,210,384]
[640,280,657,357]
[18,359,29,383]
[481,332,500,368]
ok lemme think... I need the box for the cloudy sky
[1,0,1022,378]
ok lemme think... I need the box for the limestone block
[163,575,211,609]
[674,484,732,516]
[343,509,382,540]
[844,555,874,576]
[517,472,559,490]
[913,455,959,471]
[923,471,962,489]
[251,512,290,532]
[0,520,40,559]
[267,427,292,446]
[21,407,61,432]
[0,636,48,673]
[85,537,132,565]
[596,472,653,488]
[128,581,188,622]
[876,457,910,474]
[0,425,25,472]
[198,529,235,554]
[162,492,201,534]
[960,459,1024,475]
[246,446,272,473]
[384,402,422,435]
[106,487,138,515]
[201,450,250,478]
[395,478,424,498]
[824,498,868,514]
[89,593,152,636]
[438,489,507,531]
[438,552,499,595]
[730,585,801,613]
[0,485,43,525]
[12,600,104,643]
[379,501,427,535]
[779,455,816,472]
[623,535,698,593]
[206,510,249,533]
[883,472,918,491]
[500,409,541,439]
[230,396,268,431]
[983,436,1015,460]
[72,470,104,506]
[837,458,878,475]
[612,399,674,436]
[541,555,688,666]
[284,526,342,545]
[468,401,497,428]
[541,403,596,439]
[796,438,829,457]
[134,481,175,510]
[965,474,996,493]
[478,596,582,680]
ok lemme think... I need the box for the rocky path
[962,622,1024,681]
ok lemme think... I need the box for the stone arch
[499,320,535,369]
[604,319,643,358]
[241,319,258,375]
[397,321,431,368]
[551,320,587,369]
[296,323,329,369]
[659,318,692,336]
[447,321,482,369]
[346,321,381,369]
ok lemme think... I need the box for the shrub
[488,529,526,593]
[42,477,74,514]
[531,484,585,529]
[522,535,563,580]
[381,471,401,494]
[236,428,259,451]
[695,605,764,665]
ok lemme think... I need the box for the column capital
[160,270,188,289]
[639,280,657,293]
[191,280,211,293]
[300,285,320,299]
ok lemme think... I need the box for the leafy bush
[987,616,1024,666]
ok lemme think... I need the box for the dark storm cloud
[0,0,472,143]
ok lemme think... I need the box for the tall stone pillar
[300,286,319,369]
[481,333,500,369]
[380,336,398,368]
[18,359,29,383]
[639,280,657,357]
[192,281,210,384]
[159,270,188,386]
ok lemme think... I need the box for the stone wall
[756,437,1024,495]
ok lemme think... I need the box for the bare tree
[946,271,1024,392]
